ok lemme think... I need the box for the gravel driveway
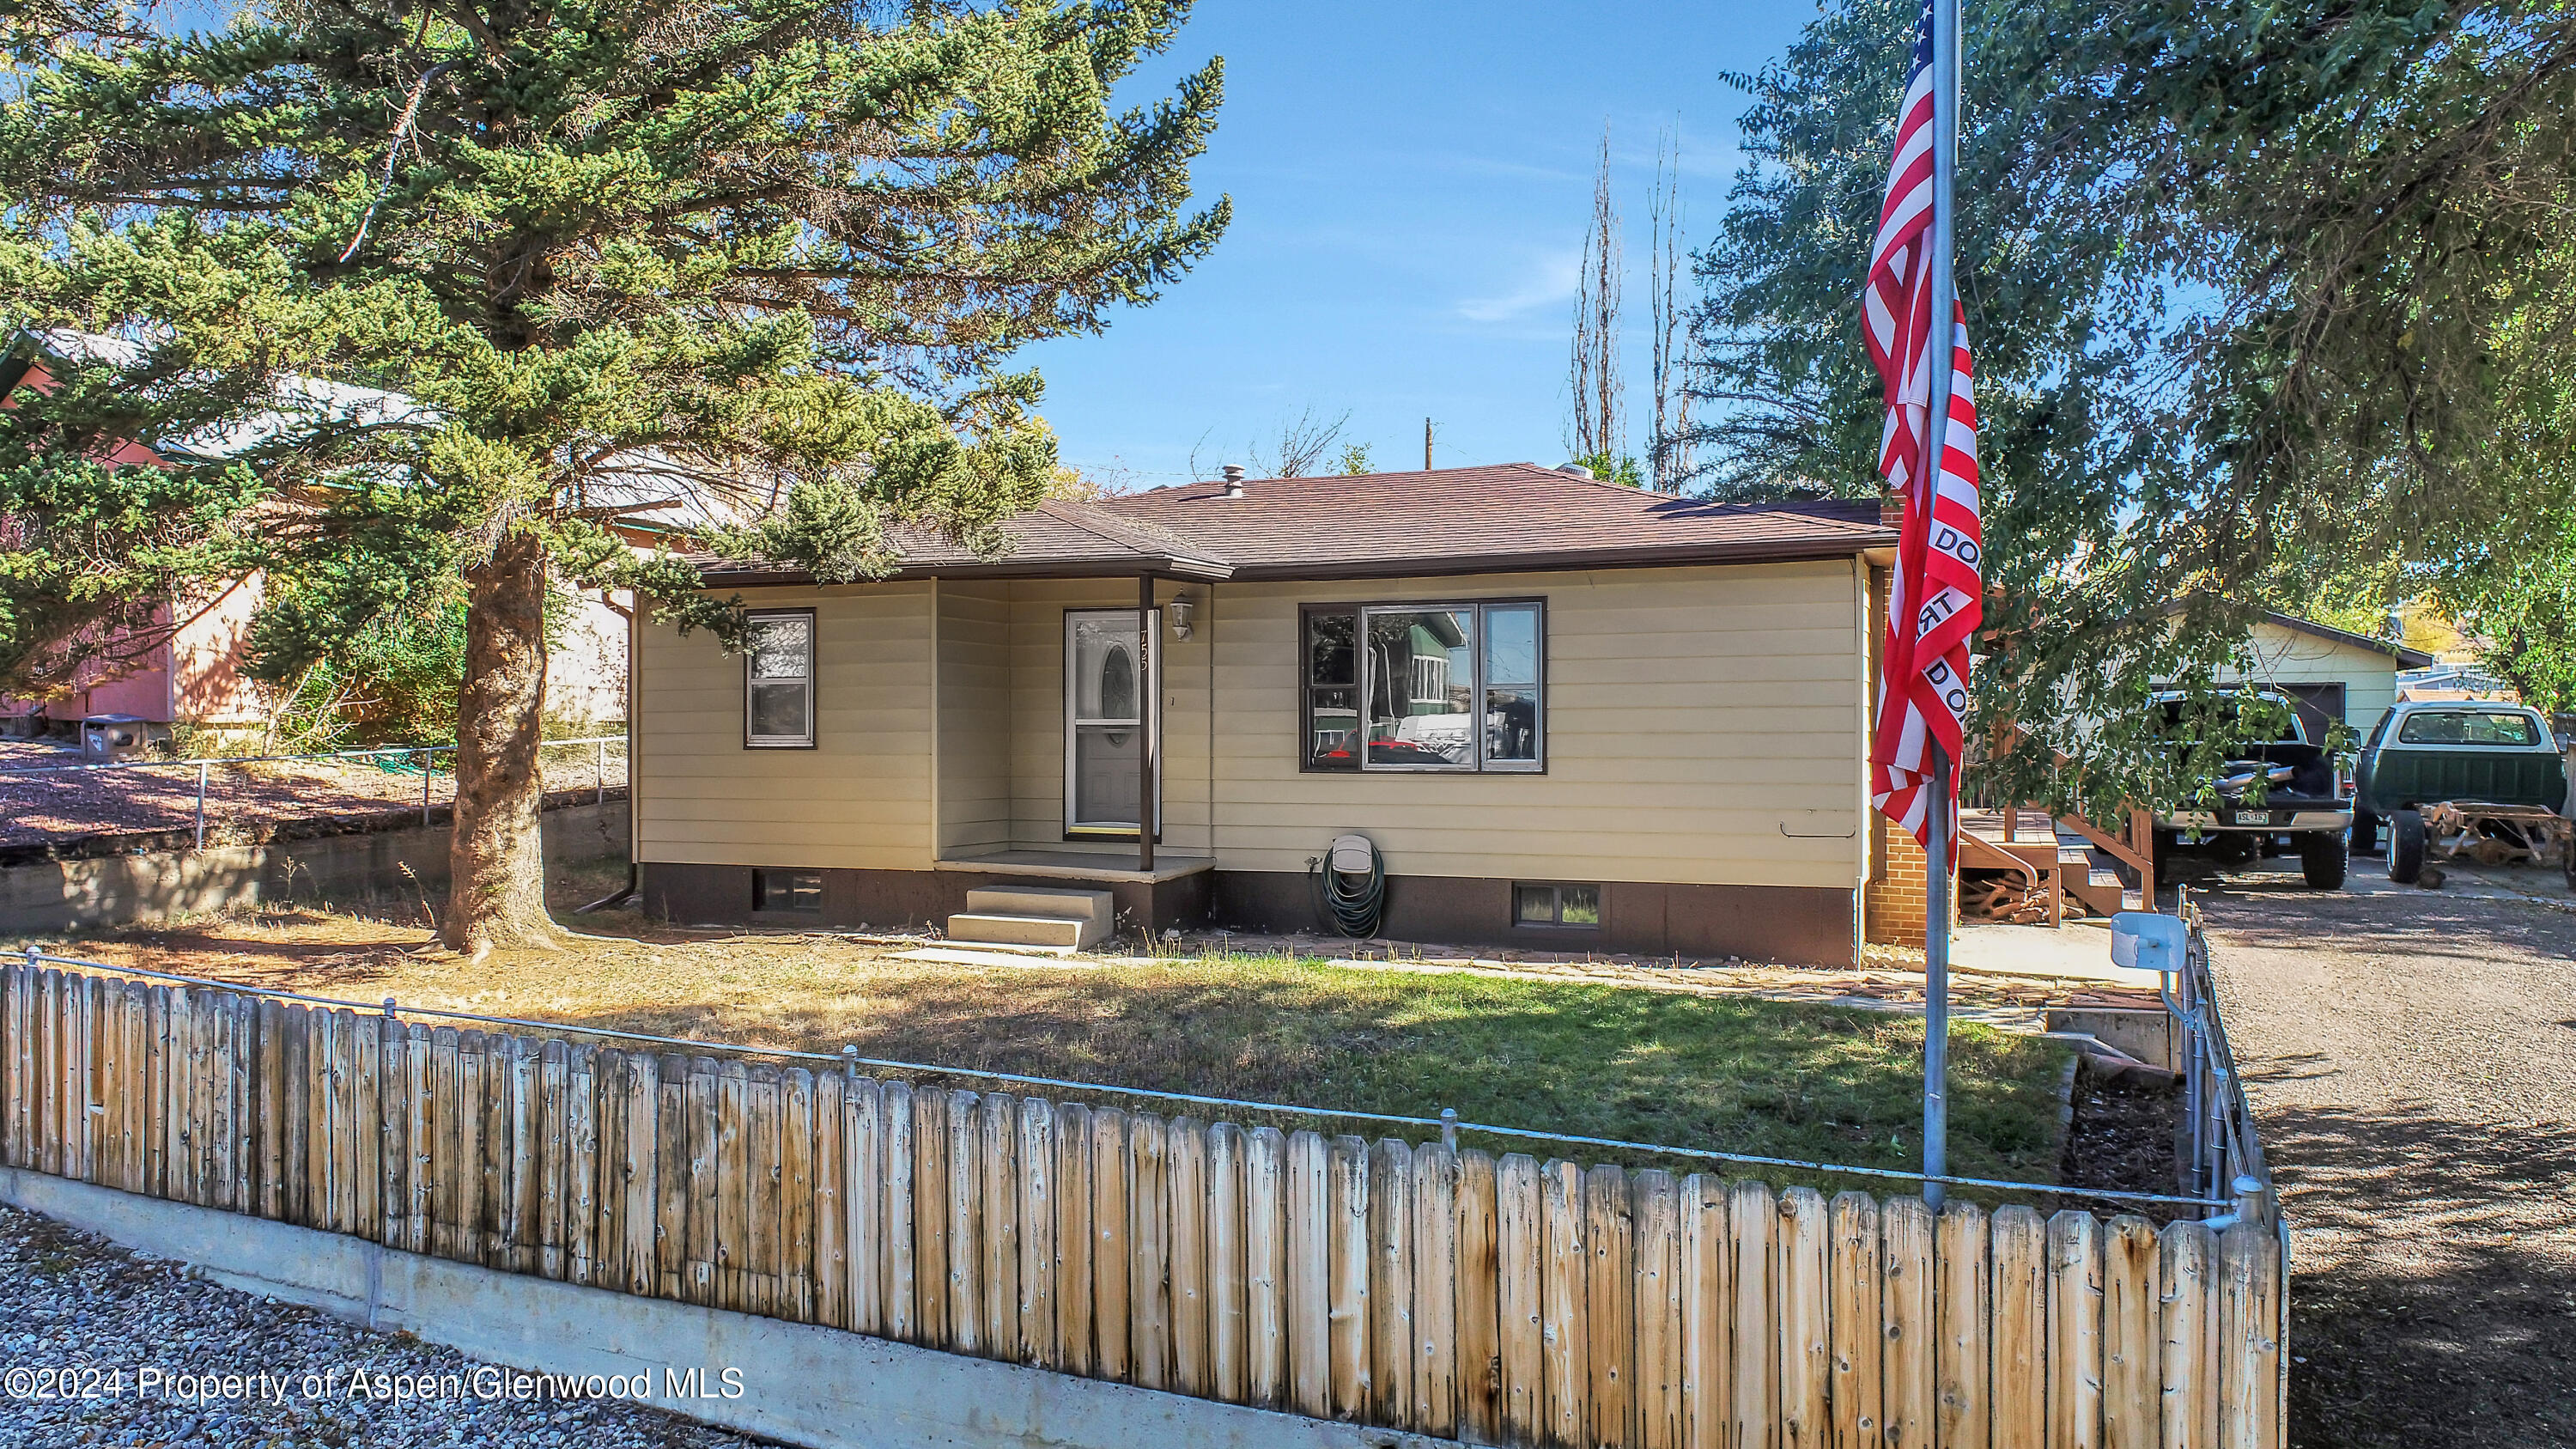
[0,1203,757,1448]
[2194,861,2576,1449]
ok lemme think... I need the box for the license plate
[2236,811,2275,826]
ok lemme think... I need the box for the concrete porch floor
[931,849,1215,885]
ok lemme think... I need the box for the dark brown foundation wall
[641,862,1210,938]
[642,862,1856,969]
[1210,872,1856,969]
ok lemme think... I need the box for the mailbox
[2111,910,2187,977]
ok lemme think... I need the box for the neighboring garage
[2219,609,2438,743]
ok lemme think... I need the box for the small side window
[1513,882,1601,928]
[754,868,823,914]
[745,609,816,748]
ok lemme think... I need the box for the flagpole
[1919,0,1962,1213]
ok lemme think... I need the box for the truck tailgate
[2376,750,2568,809]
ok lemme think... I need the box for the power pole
[1424,417,1434,471]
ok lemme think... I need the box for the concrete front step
[945,912,1092,950]
[963,885,1115,927]
[945,886,1114,952]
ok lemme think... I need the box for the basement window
[753,868,823,914]
[1514,882,1600,928]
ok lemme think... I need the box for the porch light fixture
[1168,593,1197,639]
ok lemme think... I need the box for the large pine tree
[0,0,1227,951]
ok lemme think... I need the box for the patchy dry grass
[20,883,2073,1196]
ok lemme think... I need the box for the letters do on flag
[1864,0,1984,851]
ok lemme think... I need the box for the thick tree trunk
[442,529,561,953]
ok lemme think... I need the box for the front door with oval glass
[1066,609,1160,835]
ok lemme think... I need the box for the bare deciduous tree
[1570,125,1623,466]
[1648,125,1695,493]
[1202,405,1353,480]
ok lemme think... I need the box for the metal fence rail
[2168,890,2278,1231]
[0,736,627,851]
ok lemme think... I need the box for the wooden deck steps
[1959,809,2148,921]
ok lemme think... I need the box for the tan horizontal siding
[635,583,934,870]
[635,562,1874,894]
[1205,563,1869,888]
[938,581,1014,855]
[1004,579,1215,855]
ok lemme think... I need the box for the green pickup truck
[2355,701,2569,884]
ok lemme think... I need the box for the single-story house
[2215,609,2437,741]
[630,464,1901,968]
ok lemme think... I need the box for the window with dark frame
[744,608,815,748]
[753,868,823,914]
[1300,599,1543,772]
[1513,882,1600,928]
[2397,709,2541,746]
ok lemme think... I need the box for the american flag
[1865,0,1984,851]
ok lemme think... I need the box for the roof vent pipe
[1558,463,1595,479]
[1219,464,1247,498]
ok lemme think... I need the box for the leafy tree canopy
[1567,450,1643,488]
[1695,0,2576,812]
[0,0,1227,947]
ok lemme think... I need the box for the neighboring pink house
[1,335,270,732]
[0,583,269,732]
[3,330,628,737]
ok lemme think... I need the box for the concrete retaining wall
[2044,1006,2178,1070]
[0,1167,1453,1449]
[0,802,628,935]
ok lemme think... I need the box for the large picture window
[744,608,815,748]
[1301,600,1544,772]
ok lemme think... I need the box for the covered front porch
[928,567,1223,878]
[909,565,1224,945]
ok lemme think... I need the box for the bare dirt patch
[2056,1063,2188,1222]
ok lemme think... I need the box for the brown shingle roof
[693,462,1892,585]
[1102,463,1891,580]
[695,501,1232,585]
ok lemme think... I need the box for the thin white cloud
[1455,250,1580,325]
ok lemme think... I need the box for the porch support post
[1137,573,1157,874]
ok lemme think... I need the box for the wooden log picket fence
[0,956,2287,1447]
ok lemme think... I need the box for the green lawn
[898,952,2075,1196]
[58,911,2075,1201]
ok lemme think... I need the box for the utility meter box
[79,714,158,763]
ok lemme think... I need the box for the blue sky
[1017,2,1818,488]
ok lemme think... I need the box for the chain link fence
[0,737,627,852]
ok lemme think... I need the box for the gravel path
[0,1202,759,1448]
[2195,861,2576,1449]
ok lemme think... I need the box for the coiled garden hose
[1309,836,1386,939]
